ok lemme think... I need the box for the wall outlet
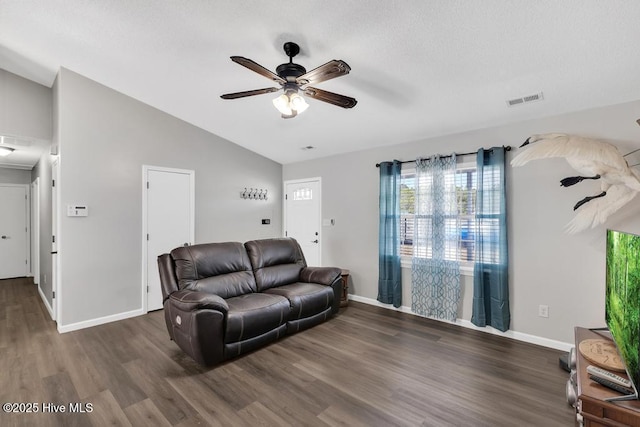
[538,304,549,318]
[44,274,47,285]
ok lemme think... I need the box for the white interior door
[284,178,321,266]
[144,166,194,312]
[0,184,29,279]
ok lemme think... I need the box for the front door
[284,178,321,266]
[0,184,29,279]
[144,166,194,311]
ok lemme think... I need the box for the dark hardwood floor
[0,277,575,426]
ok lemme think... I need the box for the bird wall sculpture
[511,133,640,233]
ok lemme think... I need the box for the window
[400,161,477,267]
[292,187,313,200]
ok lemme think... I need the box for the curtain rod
[375,146,512,167]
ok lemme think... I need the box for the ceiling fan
[221,42,357,119]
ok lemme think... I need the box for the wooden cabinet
[573,327,640,426]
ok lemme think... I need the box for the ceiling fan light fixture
[272,90,309,118]
[273,93,293,116]
[289,92,309,113]
[0,146,15,157]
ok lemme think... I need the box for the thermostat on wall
[67,205,88,217]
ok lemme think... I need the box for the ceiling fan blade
[296,60,351,85]
[303,87,357,109]
[220,87,280,100]
[230,56,286,84]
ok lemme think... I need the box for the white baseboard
[348,295,573,352]
[37,284,55,320]
[58,307,144,334]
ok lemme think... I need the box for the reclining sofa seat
[157,238,342,366]
[245,239,340,333]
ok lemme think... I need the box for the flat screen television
[605,229,640,400]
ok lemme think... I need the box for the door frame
[31,178,40,285]
[283,177,322,266]
[52,157,59,322]
[0,183,30,279]
[141,165,195,313]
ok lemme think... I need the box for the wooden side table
[573,327,640,426]
[340,269,349,308]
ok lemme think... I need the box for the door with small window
[284,178,321,266]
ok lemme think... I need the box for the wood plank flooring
[0,278,575,426]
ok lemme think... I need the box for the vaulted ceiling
[2,1,640,165]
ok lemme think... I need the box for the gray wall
[283,99,640,346]
[0,68,53,306]
[0,68,51,140]
[0,168,31,184]
[55,68,282,328]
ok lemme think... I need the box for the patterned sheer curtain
[378,161,402,308]
[411,155,461,321]
[471,147,510,331]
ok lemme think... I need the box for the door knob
[1,235,7,239]
[312,239,319,243]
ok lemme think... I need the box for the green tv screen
[606,229,640,394]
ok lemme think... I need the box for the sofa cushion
[245,238,306,291]
[225,293,290,343]
[264,282,333,320]
[171,242,257,298]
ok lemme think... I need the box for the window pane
[479,164,501,215]
[399,162,498,265]
[293,188,313,200]
[459,216,475,262]
[400,171,415,257]
[477,217,500,264]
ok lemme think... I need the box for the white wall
[55,68,282,330]
[283,99,640,346]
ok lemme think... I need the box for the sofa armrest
[300,266,342,286]
[165,289,227,366]
[301,267,343,315]
[168,289,229,314]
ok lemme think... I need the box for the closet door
[143,166,194,311]
[0,184,29,279]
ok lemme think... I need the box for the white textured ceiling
[2,1,640,165]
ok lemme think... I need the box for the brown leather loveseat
[157,238,342,365]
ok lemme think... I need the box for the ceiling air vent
[506,92,544,107]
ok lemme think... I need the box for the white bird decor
[511,133,640,233]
